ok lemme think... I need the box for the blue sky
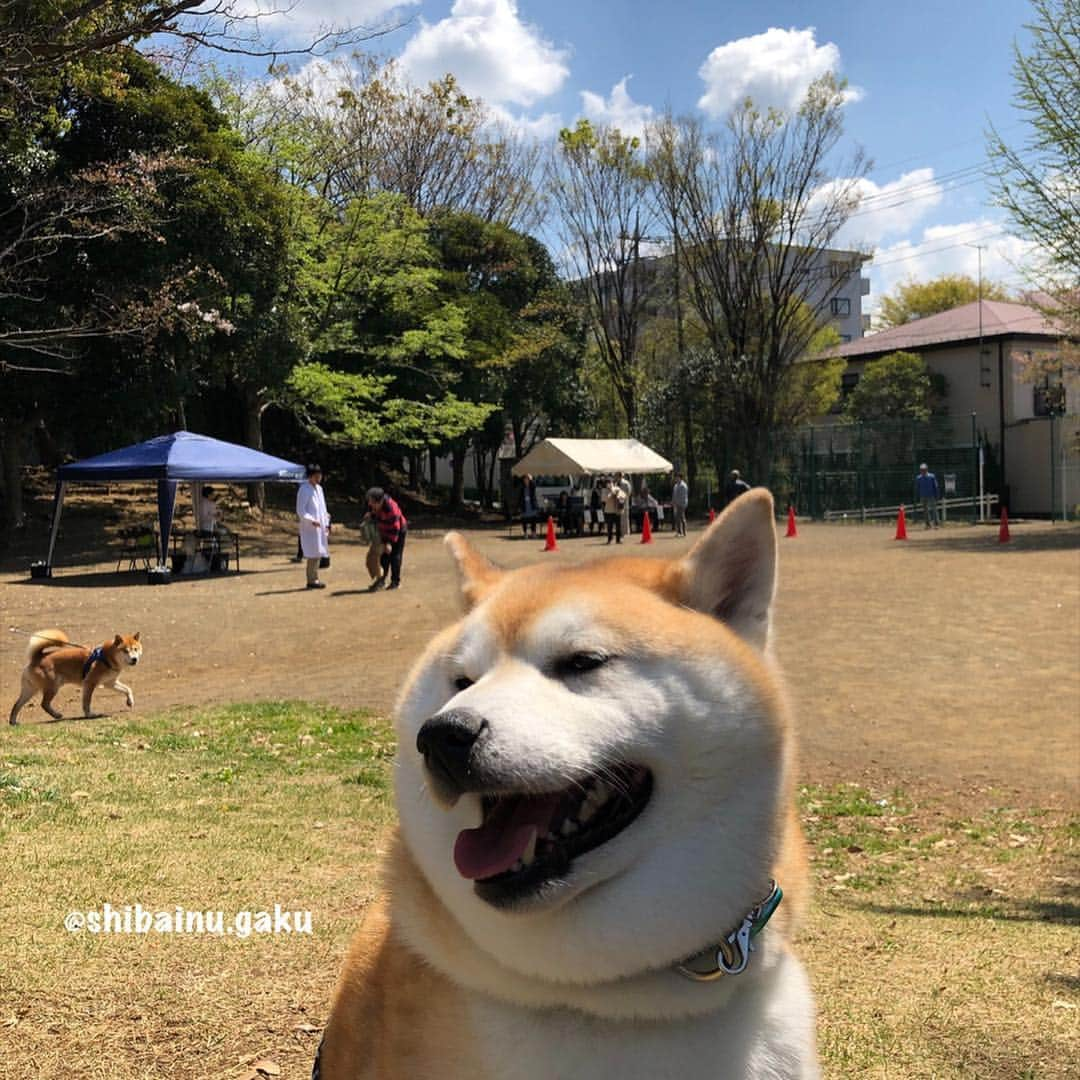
[230,0,1040,316]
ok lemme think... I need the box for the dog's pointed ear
[677,488,777,649]
[133,632,141,642]
[113,634,123,646]
[444,532,502,610]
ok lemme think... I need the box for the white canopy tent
[510,438,673,478]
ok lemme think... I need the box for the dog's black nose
[416,710,488,797]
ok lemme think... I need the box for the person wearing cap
[296,464,331,589]
[724,469,751,507]
[915,463,940,529]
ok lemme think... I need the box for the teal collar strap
[673,881,783,981]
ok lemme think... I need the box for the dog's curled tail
[28,628,68,662]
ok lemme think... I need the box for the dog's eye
[453,676,474,692]
[555,652,609,677]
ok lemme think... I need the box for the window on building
[831,297,851,317]
[840,334,852,344]
[1033,381,1066,416]
[831,370,860,413]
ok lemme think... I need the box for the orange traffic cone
[708,507,716,524]
[894,505,908,540]
[785,506,798,538]
[999,506,1010,543]
[640,511,653,544]
[543,515,558,551]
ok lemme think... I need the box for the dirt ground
[2,500,1078,810]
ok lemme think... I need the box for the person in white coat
[616,471,632,536]
[296,463,331,589]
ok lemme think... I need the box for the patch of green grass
[0,753,47,767]
[0,769,63,805]
[801,782,909,820]
[1,700,398,1078]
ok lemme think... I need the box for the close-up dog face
[395,492,793,986]
[113,633,143,666]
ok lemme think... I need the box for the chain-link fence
[764,416,986,521]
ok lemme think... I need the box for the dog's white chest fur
[467,952,819,1080]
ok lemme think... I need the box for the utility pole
[966,242,987,518]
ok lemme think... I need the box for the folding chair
[116,526,156,573]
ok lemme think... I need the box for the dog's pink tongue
[453,794,561,881]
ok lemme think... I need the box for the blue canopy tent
[41,431,306,574]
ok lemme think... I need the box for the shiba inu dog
[8,629,143,724]
[318,489,818,1079]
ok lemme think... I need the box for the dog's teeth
[579,801,596,823]
[521,828,538,866]
[592,784,611,807]
[560,818,578,836]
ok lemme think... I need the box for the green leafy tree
[775,324,845,427]
[0,51,258,528]
[878,274,1011,328]
[844,351,937,422]
[287,194,497,476]
[988,0,1079,330]
[428,211,587,506]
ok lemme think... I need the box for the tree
[650,77,868,481]
[286,194,498,484]
[844,351,936,422]
[878,274,1011,328]
[207,60,544,231]
[774,325,845,428]
[0,51,253,530]
[988,0,1079,337]
[1,1,391,100]
[548,119,658,437]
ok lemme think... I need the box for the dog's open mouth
[453,764,652,906]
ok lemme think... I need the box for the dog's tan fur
[9,629,143,724]
[321,490,818,1079]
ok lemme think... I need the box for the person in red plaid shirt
[365,486,408,590]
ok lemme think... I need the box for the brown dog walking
[9,629,143,724]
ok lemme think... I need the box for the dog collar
[673,881,783,981]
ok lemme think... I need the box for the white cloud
[233,0,415,33]
[487,103,564,140]
[816,168,945,249]
[697,26,862,117]
[398,0,570,107]
[580,77,655,139]
[866,221,1037,317]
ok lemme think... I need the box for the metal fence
[765,416,986,521]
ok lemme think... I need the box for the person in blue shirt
[915,463,940,529]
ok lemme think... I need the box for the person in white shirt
[197,486,220,533]
[616,471,632,537]
[672,473,689,537]
[296,464,331,590]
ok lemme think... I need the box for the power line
[847,162,986,211]
[865,225,1010,270]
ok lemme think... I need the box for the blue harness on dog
[82,646,109,679]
